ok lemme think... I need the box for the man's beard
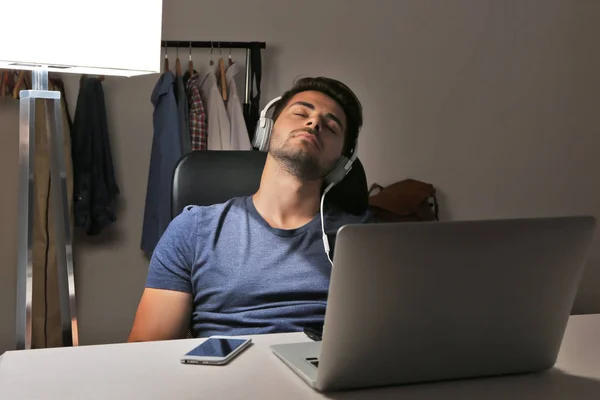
[270,131,335,181]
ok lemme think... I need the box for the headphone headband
[260,96,282,118]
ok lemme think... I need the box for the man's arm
[128,288,192,342]
[130,206,201,342]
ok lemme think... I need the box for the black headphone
[252,96,359,187]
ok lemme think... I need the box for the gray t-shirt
[146,195,374,338]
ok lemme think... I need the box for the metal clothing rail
[161,41,266,49]
[162,41,266,104]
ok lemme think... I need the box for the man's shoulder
[175,196,249,225]
[155,196,250,256]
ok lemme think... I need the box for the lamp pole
[15,65,78,350]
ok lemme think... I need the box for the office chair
[171,150,369,339]
[171,150,369,219]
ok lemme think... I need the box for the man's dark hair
[271,77,363,156]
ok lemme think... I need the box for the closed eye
[327,124,341,134]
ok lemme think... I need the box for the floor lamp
[0,0,164,350]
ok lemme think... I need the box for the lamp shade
[0,0,163,77]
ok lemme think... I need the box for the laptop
[271,216,596,392]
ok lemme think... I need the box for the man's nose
[305,117,321,132]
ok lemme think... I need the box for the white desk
[1,314,600,399]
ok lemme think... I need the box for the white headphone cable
[321,182,335,266]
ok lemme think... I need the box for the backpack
[368,179,439,222]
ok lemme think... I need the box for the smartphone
[180,336,252,365]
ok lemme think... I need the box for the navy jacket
[141,72,183,256]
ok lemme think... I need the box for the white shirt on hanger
[225,62,252,150]
[199,67,232,150]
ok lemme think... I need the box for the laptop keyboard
[306,357,319,368]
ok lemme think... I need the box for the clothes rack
[161,41,266,49]
[161,41,266,105]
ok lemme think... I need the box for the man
[128,77,373,342]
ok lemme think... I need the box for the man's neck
[252,156,322,230]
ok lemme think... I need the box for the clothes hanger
[0,70,6,98]
[209,41,214,67]
[2,70,15,98]
[8,70,16,91]
[175,46,182,77]
[218,42,227,101]
[163,42,170,72]
[228,43,233,66]
[12,70,27,98]
[188,41,194,75]
[23,70,31,91]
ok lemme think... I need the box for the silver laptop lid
[316,216,596,391]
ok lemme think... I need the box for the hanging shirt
[175,73,192,154]
[185,73,208,151]
[199,67,231,150]
[225,63,252,150]
[141,71,182,257]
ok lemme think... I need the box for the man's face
[269,90,347,181]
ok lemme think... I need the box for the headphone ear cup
[253,117,274,152]
[324,156,353,186]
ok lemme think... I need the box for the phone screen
[185,338,248,358]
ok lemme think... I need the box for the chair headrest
[171,151,369,218]
[327,157,369,215]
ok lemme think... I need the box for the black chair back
[172,151,368,218]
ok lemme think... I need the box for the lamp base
[15,67,78,350]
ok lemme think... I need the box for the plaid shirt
[186,73,207,150]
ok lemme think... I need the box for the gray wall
[1,0,599,354]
